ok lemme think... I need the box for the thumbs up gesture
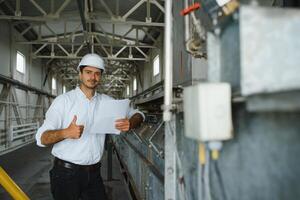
[64,115,84,139]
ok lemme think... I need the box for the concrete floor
[0,142,132,200]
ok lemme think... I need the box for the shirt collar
[75,86,98,100]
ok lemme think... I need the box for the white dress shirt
[36,87,144,165]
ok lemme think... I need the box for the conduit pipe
[163,0,173,122]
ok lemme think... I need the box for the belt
[54,157,101,172]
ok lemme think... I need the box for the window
[126,85,130,96]
[153,55,160,76]
[133,77,137,91]
[52,77,57,94]
[16,51,25,74]
[63,85,66,93]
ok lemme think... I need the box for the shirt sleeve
[127,106,145,122]
[35,95,65,147]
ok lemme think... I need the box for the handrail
[0,74,55,98]
[120,137,164,183]
[130,81,164,101]
[131,129,144,143]
[148,121,164,157]
[0,167,30,200]
[10,122,39,142]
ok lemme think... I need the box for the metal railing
[0,167,30,200]
[0,100,46,155]
[10,122,39,142]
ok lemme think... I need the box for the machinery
[1,0,300,200]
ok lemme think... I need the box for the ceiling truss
[0,0,164,98]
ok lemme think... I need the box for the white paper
[90,99,130,135]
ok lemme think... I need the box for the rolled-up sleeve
[35,95,65,147]
[127,106,145,121]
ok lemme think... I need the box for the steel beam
[114,46,127,57]
[151,0,165,13]
[88,18,164,27]
[135,47,148,58]
[41,30,150,46]
[33,55,147,61]
[29,0,47,15]
[33,44,47,55]
[55,0,72,16]
[122,0,145,20]
[0,84,10,115]
[0,16,165,27]
[0,74,55,98]
[164,4,175,200]
[20,24,33,36]
[99,0,114,18]
[139,27,157,43]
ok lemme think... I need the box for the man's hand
[63,115,84,139]
[115,118,130,132]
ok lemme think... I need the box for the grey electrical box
[183,83,233,141]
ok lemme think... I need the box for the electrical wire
[198,143,205,200]
[204,148,212,200]
[213,160,228,200]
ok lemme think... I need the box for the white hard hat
[77,53,105,72]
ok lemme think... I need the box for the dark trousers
[49,164,107,200]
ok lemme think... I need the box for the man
[35,53,144,200]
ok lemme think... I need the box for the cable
[213,160,228,200]
[204,148,212,200]
[198,143,206,200]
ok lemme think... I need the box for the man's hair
[79,65,87,73]
[79,65,103,74]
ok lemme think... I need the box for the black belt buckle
[54,158,76,170]
[54,157,101,171]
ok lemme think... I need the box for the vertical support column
[146,0,151,22]
[15,0,21,16]
[11,87,22,125]
[51,43,54,56]
[64,20,67,40]
[136,28,139,45]
[9,24,13,78]
[163,0,175,199]
[163,0,173,122]
[4,103,8,147]
[38,24,42,41]
[7,87,12,147]
[33,94,42,123]
[112,24,115,45]
[29,45,32,85]
[26,91,29,124]
[116,0,119,17]
[165,115,176,200]
[129,46,132,58]
[91,35,94,53]
[41,95,45,123]
[71,36,75,54]
[0,84,10,115]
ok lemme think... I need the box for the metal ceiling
[0,0,164,97]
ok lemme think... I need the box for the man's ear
[79,72,82,81]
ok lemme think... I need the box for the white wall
[0,21,11,76]
[0,21,67,125]
[123,35,164,97]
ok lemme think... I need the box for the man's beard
[82,80,98,89]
